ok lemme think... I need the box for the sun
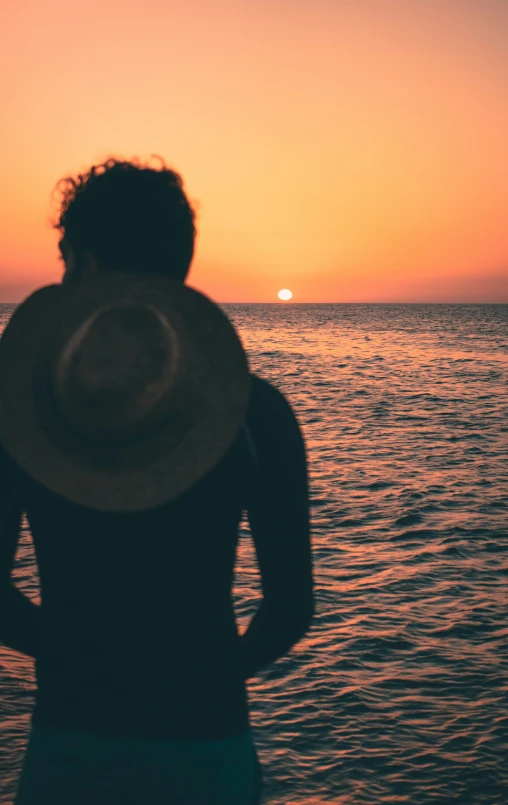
[278,289,293,301]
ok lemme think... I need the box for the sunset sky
[1,0,507,302]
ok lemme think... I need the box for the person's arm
[239,379,314,681]
[0,447,40,657]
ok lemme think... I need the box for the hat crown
[0,274,250,512]
[54,301,178,437]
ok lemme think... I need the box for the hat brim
[0,275,251,512]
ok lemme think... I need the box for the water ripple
[1,303,507,804]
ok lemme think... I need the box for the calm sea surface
[0,302,507,804]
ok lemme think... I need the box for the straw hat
[0,274,251,512]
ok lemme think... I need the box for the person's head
[54,157,196,285]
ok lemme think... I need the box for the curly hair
[54,157,196,280]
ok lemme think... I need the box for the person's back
[0,158,313,804]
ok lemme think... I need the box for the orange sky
[1,0,507,302]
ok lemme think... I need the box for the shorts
[15,724,263,804]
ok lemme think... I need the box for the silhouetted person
[0,158,313,804]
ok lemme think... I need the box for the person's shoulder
[248,374,301,435]
[0,285,63,347]
[250,374,292,413]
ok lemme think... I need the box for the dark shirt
[0,375,313,741]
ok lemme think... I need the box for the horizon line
[1,299,508,306]
[219,300,508,305]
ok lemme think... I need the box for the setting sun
[278,289,293,301]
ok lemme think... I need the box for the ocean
[0,302,507,804]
